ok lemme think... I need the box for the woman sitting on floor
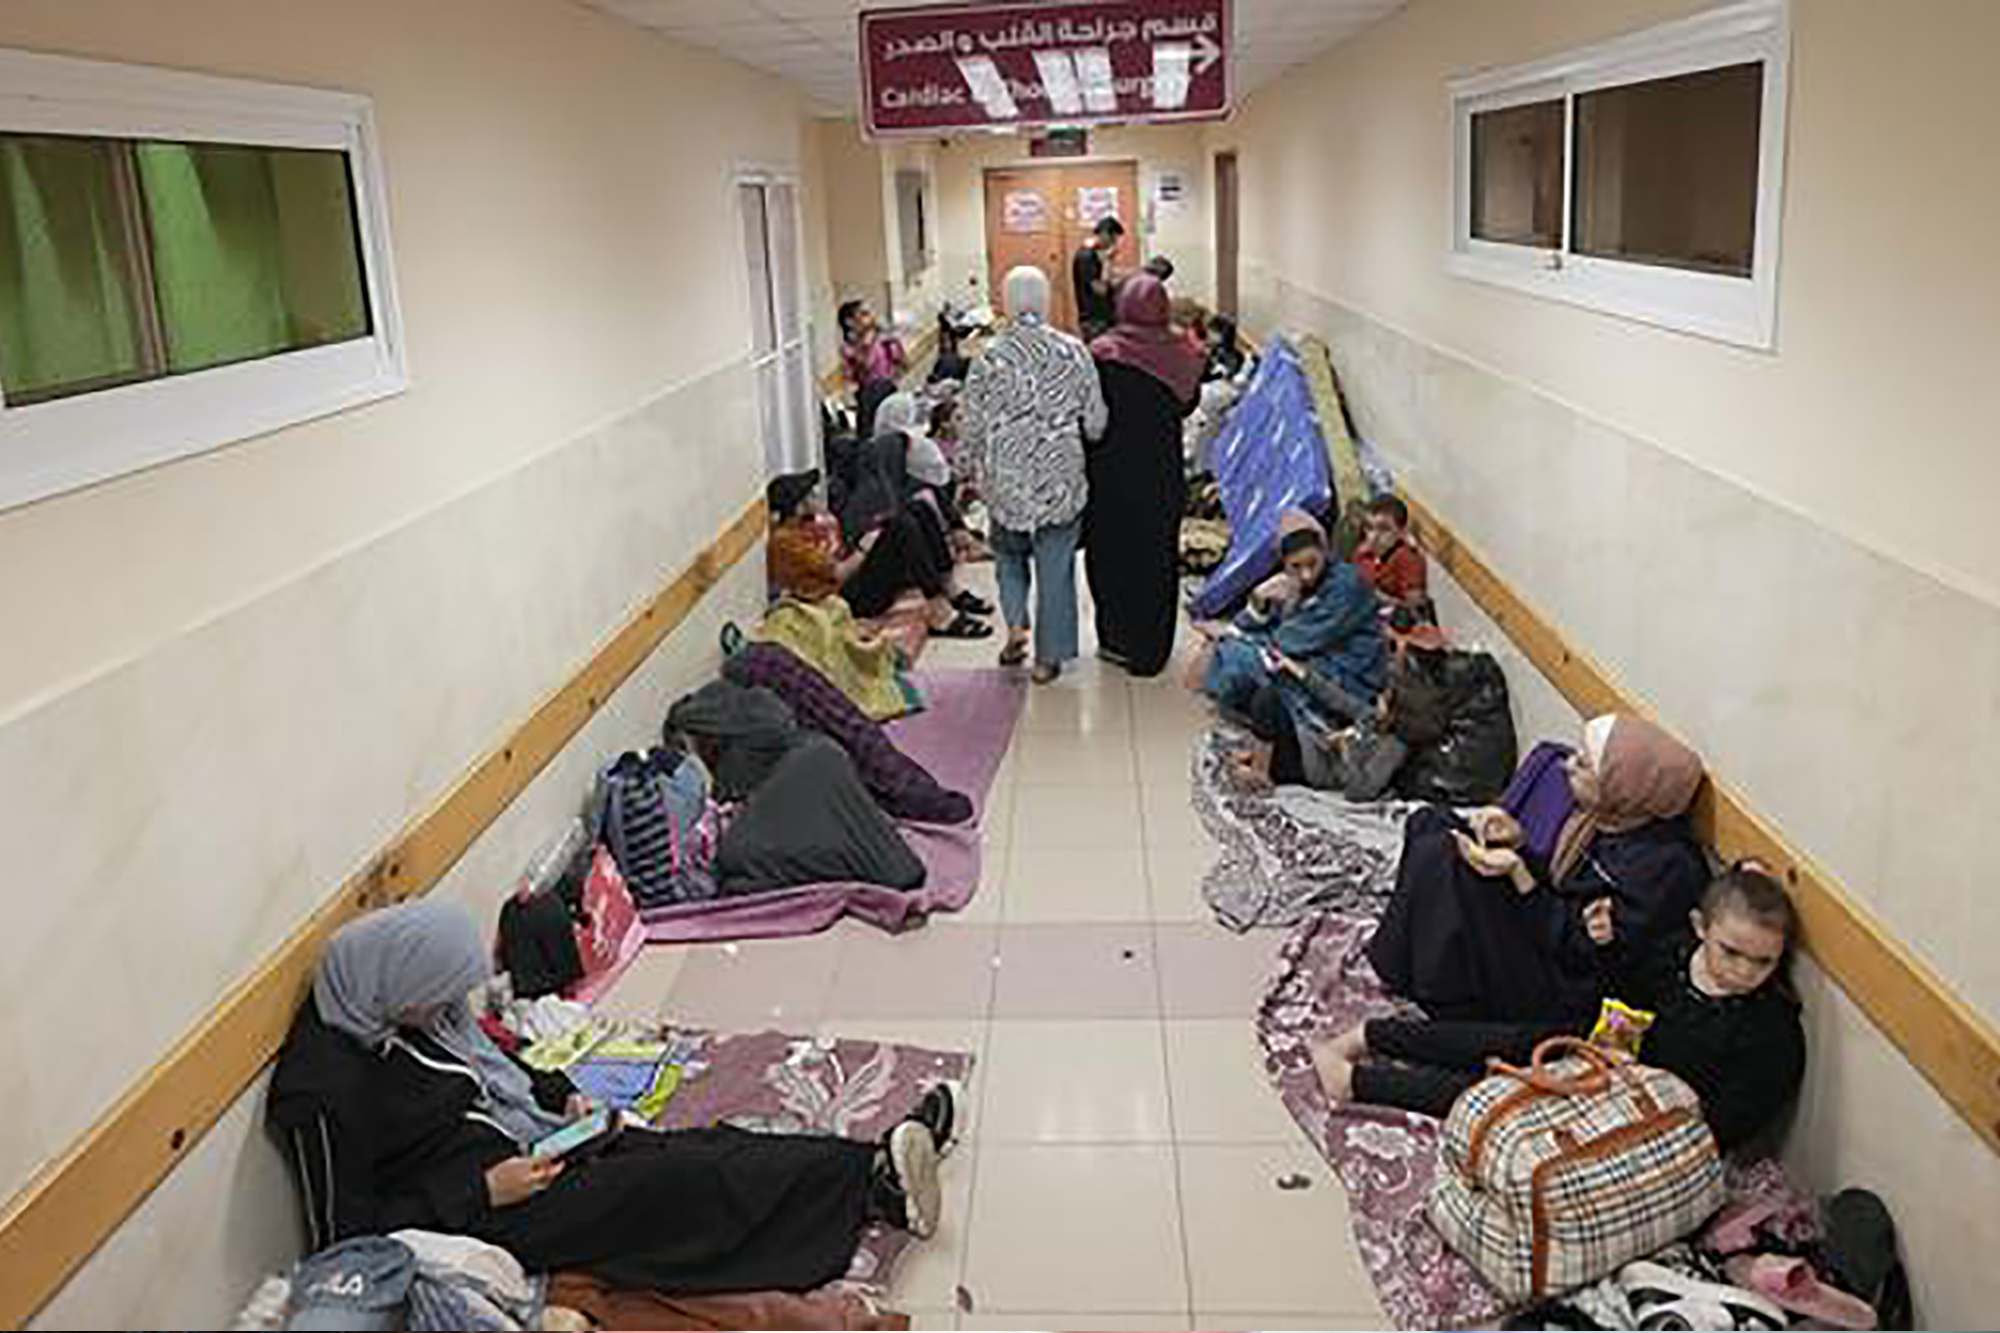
[1367,713,1709,1023]
[1318,865,1805,1155]
[835,429,992,639]
[1228,622,1452,800]
[768,465,987,640]
[1195,507,1387,732]
[269,900,953,1293]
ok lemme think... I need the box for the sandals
[933,612,994,640]
[951,590,996,617]
[998,639,1029,667]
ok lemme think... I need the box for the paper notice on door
[1077,186,1122,227]
[1002,190,1050,233]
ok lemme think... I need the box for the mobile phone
[530,1108,619,1162]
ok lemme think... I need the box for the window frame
[0,48,407,512]
[1446,0,1790,350]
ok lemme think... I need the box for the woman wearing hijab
[1367,714,1711,1023]
[962,265,1109,683]
[1084,274,1204,677]
[269,900,953,1291]
[830,434,991,639]
[1197,509,1387,723]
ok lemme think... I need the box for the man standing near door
[1071,216,1125,342]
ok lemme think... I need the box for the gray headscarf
[315,899,565,1145]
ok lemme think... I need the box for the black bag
[1397,650,1518,805]
[498,891,583,1000]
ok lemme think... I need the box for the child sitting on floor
[1313,864,1806,1154]
[1355,495,1432,620]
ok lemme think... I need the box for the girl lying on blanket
[269,900,955,1294]
[1367,713,1711,1022]
[1314,865,1805,1154]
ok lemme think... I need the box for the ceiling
[576,0,1407,119]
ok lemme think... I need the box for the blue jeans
[993,519,1082,667]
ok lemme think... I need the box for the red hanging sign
[861,0,1232,139]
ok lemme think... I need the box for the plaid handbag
[1429,1036,1725,1303]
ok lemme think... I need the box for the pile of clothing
[1507,1190,1910,1331]
[237,1231,549,1332]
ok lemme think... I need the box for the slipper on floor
[952,591,996,617]
[932,612,994,640]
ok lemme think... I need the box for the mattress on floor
[1188,337,1336,619]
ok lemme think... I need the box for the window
[0,49,404,510]
[895,169,932,284]
[1448,0,1788,348]
[738,172,816,478]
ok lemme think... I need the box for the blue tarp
[1188,337,1335,618]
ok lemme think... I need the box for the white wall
[1210,0,2000,1323]
[0,0,807,1323]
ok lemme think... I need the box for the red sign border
[858,0,1235,141]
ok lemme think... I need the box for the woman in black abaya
[1084,274,1203,677]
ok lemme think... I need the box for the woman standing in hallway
[962,265,1108,684]
[1085,274,1203,677]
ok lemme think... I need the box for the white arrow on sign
[1192,32,1222,76]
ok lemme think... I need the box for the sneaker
[886,1121,943,1239]
[910,1081,962,1157]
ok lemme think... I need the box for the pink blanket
[642,668,1023,943]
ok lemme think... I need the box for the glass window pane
[137,141,370,375]
[739,183,776,356]
[1573,62,1763,278]
[0,134,153,404]
[1470,99,1566,249]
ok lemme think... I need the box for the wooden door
[984,166,1065,328]
[1214,150,1240,317]
[984,161,1142,335]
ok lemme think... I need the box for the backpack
[1430,1037,1725,1303]
[593,747,719,910]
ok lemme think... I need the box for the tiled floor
[603,568,1387,1330]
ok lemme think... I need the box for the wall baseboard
[1405,492,2000,1160]
[0,498,767,1327]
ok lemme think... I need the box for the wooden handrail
[0,498,769,1326]
[1404,492,2000,1157]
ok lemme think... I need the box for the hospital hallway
[3,0,1999,1330]
[594,566,1382,1330]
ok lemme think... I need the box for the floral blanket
[1192,728,1418,932]
[649,1026,972,1291]
[1257,911,1810,1330]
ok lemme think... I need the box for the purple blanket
[1260,911,1817,1329]
[642,668,1024,943]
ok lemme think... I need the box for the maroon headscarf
[1091,274,1204,404]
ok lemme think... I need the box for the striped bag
[1429,1037,1725,1303]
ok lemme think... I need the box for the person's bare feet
[1224,750,1273,793]
[1309,1039,1356,1104]
[1328,1022,1369,1064]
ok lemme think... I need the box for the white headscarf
[1003,265,1052,324]
[876,391,951,488]
[315,899,565,1145]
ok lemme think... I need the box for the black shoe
[909,1081,961,1156]
[952,590,996,617]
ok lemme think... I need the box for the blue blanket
[1189,338,1336,618]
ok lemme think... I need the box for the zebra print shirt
[961,314,1108,533]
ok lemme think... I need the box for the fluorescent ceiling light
[957,56,1019,119]
[1153,42,1192,110]
[1075,47,1118,114]
[1033,50,1084,117]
